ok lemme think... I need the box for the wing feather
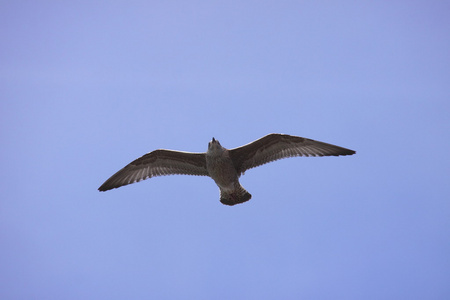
[99,149,208,191]
[229,134,355,174]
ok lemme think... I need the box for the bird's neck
[206,146,226,157]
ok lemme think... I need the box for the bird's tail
[220,185,252,206]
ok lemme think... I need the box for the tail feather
[220,185,252,206]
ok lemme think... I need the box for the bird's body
[205,138,251,205]
[99,134,355,206]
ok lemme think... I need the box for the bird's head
[208,137,220,147]
[207,137,224,154]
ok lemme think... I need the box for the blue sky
[1,1,449,299]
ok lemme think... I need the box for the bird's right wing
[229,134,355,175]
[98,150,208,191]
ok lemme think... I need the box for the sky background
[1,1,449,299]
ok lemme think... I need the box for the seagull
[98,133,355,206]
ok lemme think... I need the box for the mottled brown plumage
[99,134,356,205]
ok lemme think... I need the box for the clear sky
[1,1,449,299]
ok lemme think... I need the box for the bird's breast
[206,154,239,188]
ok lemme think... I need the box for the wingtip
[98,184,111,192]
[341,149,356,156]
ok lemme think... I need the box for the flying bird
[99,134,355,206]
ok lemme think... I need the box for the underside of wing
[98,150,208,191]
[229,134,356,174]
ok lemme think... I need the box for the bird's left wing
[98,150,208,191]
[229,133,355,175]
